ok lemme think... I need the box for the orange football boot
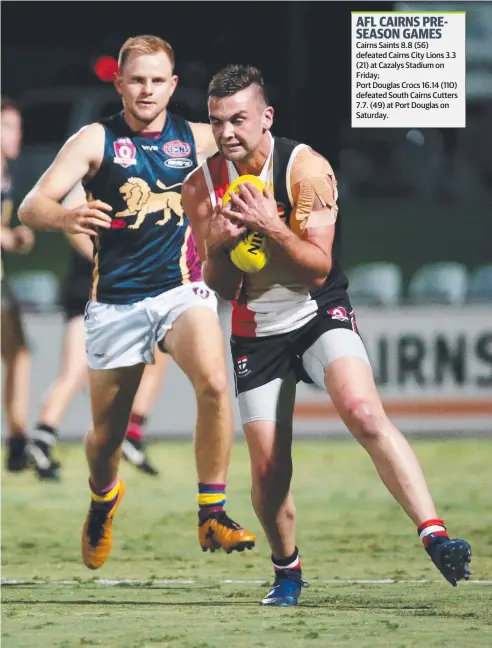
[199,511,256,553]
[82,479,126,569]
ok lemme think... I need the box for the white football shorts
[85,281,218,370]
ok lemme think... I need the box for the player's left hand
[223,183,281,236]
[206,204,247,256]
[12,225,35,254]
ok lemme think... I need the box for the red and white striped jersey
[201,135,347,337]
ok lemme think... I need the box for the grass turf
[2,438,491,647]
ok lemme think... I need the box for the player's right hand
[206,204,246,256]
[12,225,35,254]
[63,200,113,236]
[0,226,18,252]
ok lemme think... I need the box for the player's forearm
[203,252,243,301]
[269,222,331,289]
[18,192,70,231]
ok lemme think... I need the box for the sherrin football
[230,230,269,273]
[223,175,269,273]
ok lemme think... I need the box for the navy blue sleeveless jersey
[83,111,201,304]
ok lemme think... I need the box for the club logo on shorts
[113,138,137,167]
[193,286,210,299]
[328,306,349,322]
[236,356,250,377]
[163,140,192,158]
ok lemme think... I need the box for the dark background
[1,1,389,164]
[2,1,492,295]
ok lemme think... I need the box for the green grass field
[2,438,491,647]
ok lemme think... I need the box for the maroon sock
[126,413,147,441]
[197,482,226,523]
[89,477,119,508]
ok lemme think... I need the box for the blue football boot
[260,569,308,606]
[425,535,471,587]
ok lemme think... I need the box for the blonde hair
[118,35,175,72]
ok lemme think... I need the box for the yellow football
[224,175,269,273]
[230,230,269,273]
[223,174,266,206]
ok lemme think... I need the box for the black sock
[8,436,27,454]
[33,424,58,447]
[272,547,301,572]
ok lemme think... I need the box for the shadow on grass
[4,599,259,607]
[2,599,436,611]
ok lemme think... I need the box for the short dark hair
[208,64,269,105]
[1,96,19,113]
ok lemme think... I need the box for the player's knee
[344,399,385,442]
[195,371,229,405]
[86,426,122,453]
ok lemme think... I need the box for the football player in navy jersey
[27,227,166,480]
[19,36,255,570]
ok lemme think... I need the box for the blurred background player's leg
[28,245,91,479]
[28,314,86,479]
[1,280,31,472]
[163,306,256,553]
[122,349,170,476]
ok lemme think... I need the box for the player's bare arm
[62,183,95,261]
[189,122,218,164]
[2,195,35,254]
[224,148,337,290]
[18,123,112,236]
[182,168,245,300]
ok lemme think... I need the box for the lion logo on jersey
[115,178,185,230]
